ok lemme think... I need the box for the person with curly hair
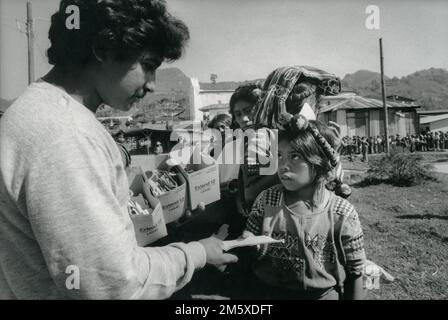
[0,0,237,299]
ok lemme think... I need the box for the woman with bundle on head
[0,0,237,299]
[249,65,351,202]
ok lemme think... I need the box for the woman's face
[277,139,316,191]
[95,52,162,111]
[232,100,254,129]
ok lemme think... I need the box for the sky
[1,0,448,99]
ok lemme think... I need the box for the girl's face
[277,139,316,191]
[95,52,161,112]
[232,100,253,129]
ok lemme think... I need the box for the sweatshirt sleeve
[24,134,206,299]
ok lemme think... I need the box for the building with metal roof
[318,93,421,138]
[419,113,448,132]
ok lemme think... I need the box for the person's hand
[214,224,229,241]
[239,230,265,253]
[198,236,238,267]
[240,230,255,239]
[211,224,230,272]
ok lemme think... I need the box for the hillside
[101,67,192,121]
[342,68,448,110]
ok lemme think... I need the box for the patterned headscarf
[253,65,341,130]
[253,66,342,169]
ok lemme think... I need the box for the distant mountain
[101,67,192,121]
[342,70,388,92]
[341,68,448,110]
[154,67,191,93]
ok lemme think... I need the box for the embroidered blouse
[246,184,366,292]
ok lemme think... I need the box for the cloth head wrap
[253,66,341,169]
[253,65,341,130]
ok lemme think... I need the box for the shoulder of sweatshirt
[1,81,114,159]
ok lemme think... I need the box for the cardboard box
[177,149,221,210]
[145,159,187,224]
[131,154,188,224]
[127,166,168,246]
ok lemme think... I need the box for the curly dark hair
[47,0,189,67]
[229,82,263,129]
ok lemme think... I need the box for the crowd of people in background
[341,131,448,162]
[113,130,163,155]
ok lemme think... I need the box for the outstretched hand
[199,236,238,267]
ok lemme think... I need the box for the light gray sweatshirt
[0,81,206,299]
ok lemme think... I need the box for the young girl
[242,117,366,300]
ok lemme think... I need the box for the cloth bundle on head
[252,65,351,198]
[253,65,341,130]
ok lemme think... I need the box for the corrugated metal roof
[417,109,448,115]
[319,94,420,113]
[419,113,448,124]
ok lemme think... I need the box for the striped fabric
[253,66,341,130]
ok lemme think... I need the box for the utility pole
[26,2,35,84]
[380,38,390,153]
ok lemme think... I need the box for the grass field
[343,154,448,300]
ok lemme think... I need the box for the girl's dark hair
[47,0,189,67]
[207,114,232,129]
[278,120,337,181]
[229,82,263,129]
